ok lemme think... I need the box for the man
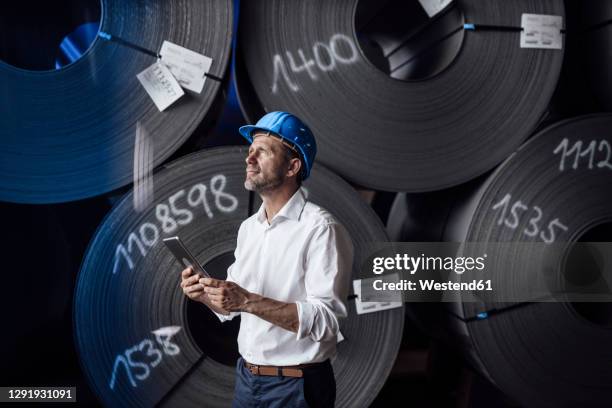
[180,111,353,407]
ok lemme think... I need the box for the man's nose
[245,151,256,164]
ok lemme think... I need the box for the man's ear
[286,157,302,178]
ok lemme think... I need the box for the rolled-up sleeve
[295,222,353,342]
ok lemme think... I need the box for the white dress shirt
[217,187,353,366]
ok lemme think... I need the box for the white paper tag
[137,62,184,111]
[160,41,213,93]
[520,14,563,50]
[337,331,344,343]
[352,274,403,315]
[418,0,453,18]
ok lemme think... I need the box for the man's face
[244,133,289,193]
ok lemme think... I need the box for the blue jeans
[232,357,336,408]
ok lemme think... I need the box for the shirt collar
[255,188,307,225]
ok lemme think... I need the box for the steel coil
[74,146,403,407]
[236,0,564,191]
[0,0,233,203]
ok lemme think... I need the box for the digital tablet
[163,236,211,278]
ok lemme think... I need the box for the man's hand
[201,276,298,332]
[180,267,206,300]
[180,267,230,315]
[201,277,252,312]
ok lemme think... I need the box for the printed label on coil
[160,41,212,93]
[137,62,185,111]
[418,0,453,18]
[353,274,403,315]
[520,14,563,50]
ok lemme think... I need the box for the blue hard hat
[239,111,317,180]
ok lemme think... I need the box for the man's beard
[244,167,286,193]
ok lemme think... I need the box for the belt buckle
[248,363,259,375]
